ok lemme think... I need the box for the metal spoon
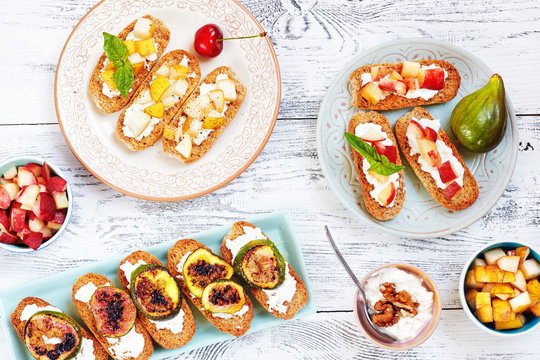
[324,226,396,342]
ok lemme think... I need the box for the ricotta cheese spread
[74,281,112,303]
[225,226,268,260]
[364,267,433,342]
[149,308,185,334]
[119,259,147,289]
[20,304,61,322]
[122,95,161,141]
[42,335,62,345]
[354,123,401,207]
[406,117,464,189]
[198,74,230,115]
[107,326,145,360]
[176,251,193,280]
[211,304,249,319]
[262,263,297,314]
[74,337,96,360]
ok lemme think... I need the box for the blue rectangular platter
[0,211,316,360]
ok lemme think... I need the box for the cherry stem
[217,32,267,42]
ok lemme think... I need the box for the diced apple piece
[32,192,56,222]
[389,70,403,81]
[512,270,528,292]
[530,301,540,317]
[15,185,40,209]
[208,89,225,113]
[169,65,189,80]
[175,135,193,158]
[401,61,420,78]
[495,317,523,330]
[18,168,38,187]
[497,256,521,273]
[367,170,389,184]
[377,182,396,207]
[135,38,156,57]
[100,69,116,89]
[150,76,171,102]
[476,292,491,310]
[47,176,67,193]
[492,299,514,322]
[509,291,531,313]
[420,68,445,90]
[370,66,390,81]
[466,269,485,289]
[484,248,506,265]
[155,64,169,77]
[516,247,530,264]
[378,78,407,95]
[127,110,151,138]
[465,289,478,309]
[169,79,189,98]
[417,138,442,168]
[144,102,164,118]
[406,120,424,140]
[3,166,17,180]
[216,79,237,101]
[28,215,45,232]
[475,266,499,283]
[202,110,225,130]
[437,161,458,184]
[22,231,43,250]
[359,82,382,105]
[52,191,69,210]
[133,18,155,40]
[527,279,540,300]
[473,258,487,267]
[520,259,540,280]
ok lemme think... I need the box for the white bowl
[0,156,73,253]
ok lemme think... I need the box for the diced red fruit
[377,182,396,207]
[0,211,9,232]
[443,181,462,199]
[423,127,438,142]
[23,163,42,178]
[401,61,420,78]
[420,68,445,90]
[39,226,52,240]
[1,183,19,201]
[9,203,27,233]
[52,191,69,210]
[17,168,38,187]
[42,162,51,182]
[51,211,66,225]
[22,231,43,250]
[0,187,10,209]
[417,138,442,168]
[15,184,40,208]
[359,82,382,105]
[407,120,424,139]
[383,145,399,164]
[361,128,385,143]
[32,192,56,222]
[47,176,67,193]
[374,142,386,156]
[29,216,45,232]
[378,78,407,95]
[0,230,18,245]
[438,161,458,184]
[402,77,417,91]
[3,167,17,180]
[427,150,442,168]
[371,66,390,81]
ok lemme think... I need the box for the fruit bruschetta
[346,112,406,220]
[395,107,478,210]
[349,60,460,110]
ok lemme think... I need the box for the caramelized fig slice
[233,240,286,289]
[90,286,136,338]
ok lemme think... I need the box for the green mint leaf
[113,61,134,98]
[344,132,405,176]
[103,32,128,63]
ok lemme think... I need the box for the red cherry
[194,24,267,58]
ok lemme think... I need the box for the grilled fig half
[23,310,81,360]
[201,279,246,313]
[90,286,136,338]
[182,248,234,298]
[130,264,182,320]
[233,240,286,289]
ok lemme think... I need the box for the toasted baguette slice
[163,66,247,163]
[348,112,406,220]
[167,239,254,336]
[350,60,460,110]
[221,221,308,320]
[395,107,479,210]
[116,50,201,150]
[10,297,108,360]
[118,250,196,349]
[72,273,153,360]
[89,15,170,113]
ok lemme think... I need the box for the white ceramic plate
[317,38,518,238]
[55,0,281,201]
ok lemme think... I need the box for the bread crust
[71,273,154,360]
[347,112,406,220]
[118,251,196,349]
[220,221,309,320]
[163,66,247,163]
[88,15,170,113]
[116,50,201,151]
[167,239,254,336]
[349,60,460,110]
[10,297,108,360]
[395,107,479,210]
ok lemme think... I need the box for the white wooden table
[1,0,539,358]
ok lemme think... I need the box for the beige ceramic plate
[55,0,281,201]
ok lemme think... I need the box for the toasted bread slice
[167,239,254,336]
[10,297,108,360]
[221,221,308,320]
[350,60,460,110]
[72,273,153,360]
[162,66,246,163]
[116,50,201,150]
[347,112,406,220]
[395,107,478,210]
[89,15,170,113]
[118,250,196,349]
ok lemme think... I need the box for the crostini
[162,66,246,163]
[118,250,196,349]
[346,112,406,220]
[10,297,108,360]
[72,273,153,360]
[221,221,309,320]
[89,15,170,113]
[395,107,478,210]
[349,60,460,110]
[116,49,201,150]
[167,239,254,336]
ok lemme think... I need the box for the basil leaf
[344,132,405,176]
[103,32,128,64]
[113,61,134,98]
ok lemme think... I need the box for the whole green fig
[450,74,507,153]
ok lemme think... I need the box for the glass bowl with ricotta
[354,263,442,350]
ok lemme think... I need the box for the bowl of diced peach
[459,241,540,336]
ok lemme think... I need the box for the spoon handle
[324,226,364,292]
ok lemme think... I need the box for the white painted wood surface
[1,0,539,359]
